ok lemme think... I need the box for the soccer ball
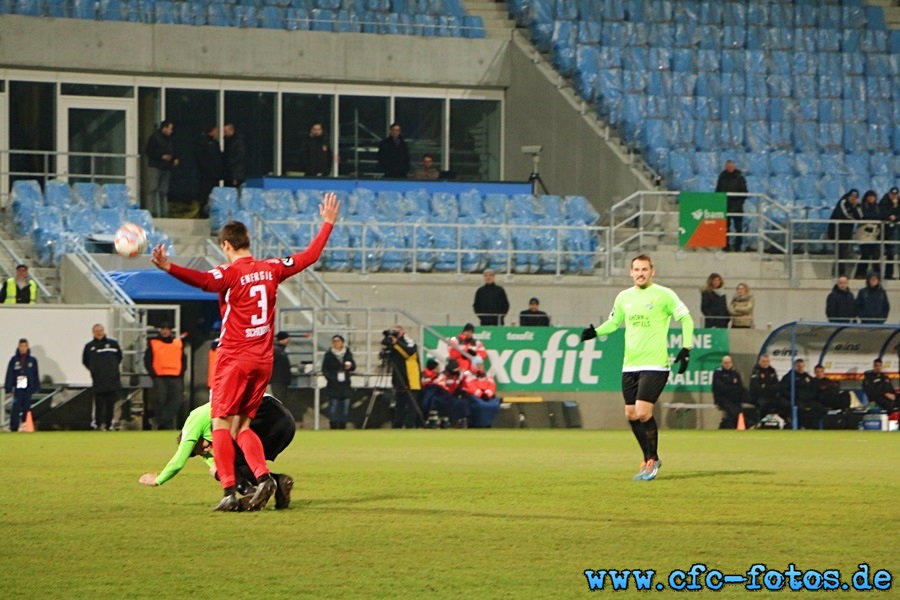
[114,223,148,258]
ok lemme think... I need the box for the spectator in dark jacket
[82,324,122,431]
[223,122,247,188]
[377,122,410,179]
[715,160,748,251]
[700,272,730,328]
[5,338,39,432]
[813,364,849,411]
[879,186,900,279]
[298,123,333,177]
[862,359,897,413]
[779,359,826,429]
[473,269,510,326]
[196,124,223,218]
[271,331,292,403]
[519,297,550,327]
[749,354,788,419]
[828,189,862,277]
[856,272,890,324]
[855,190,881,279]
[825,276,858,323]
[322,334,355,429]
[144,120,178,218]
[712,355,747,429]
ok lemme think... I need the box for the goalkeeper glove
[580,324,597,342]
[674,348,691,374]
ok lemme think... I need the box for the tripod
[528,152,549,195]
[362,354,424,429]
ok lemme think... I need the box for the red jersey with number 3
[166,223,333,363]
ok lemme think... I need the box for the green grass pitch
[0,429,895,599]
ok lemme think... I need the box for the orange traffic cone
[22,411,35,433]
[736,412,746,431]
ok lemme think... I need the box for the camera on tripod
[379,329,400,359]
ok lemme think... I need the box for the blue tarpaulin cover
[106,270,218,301]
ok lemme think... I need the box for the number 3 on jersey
[249,284,268,326]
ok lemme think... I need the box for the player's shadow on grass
[661,469,774,481]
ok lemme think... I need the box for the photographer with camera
[379,325,422,428]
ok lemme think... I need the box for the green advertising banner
[679,192,728,248]
[424,327,730,393]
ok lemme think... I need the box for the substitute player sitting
[152,192,339,511]
[138,395,296,510]
[581,254,693,481]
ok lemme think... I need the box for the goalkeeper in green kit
[138,395,296,509]
[581,254,693,481]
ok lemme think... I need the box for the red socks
[236,428,270,480]
[212,428,236,489]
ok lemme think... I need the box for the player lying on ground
[138,395,296,510]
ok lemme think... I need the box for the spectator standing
[298,123,333,177]
[322,334,355,429]
[271,331,291,403]
[779,359,826,429]
[413,154,440,180]
[812,364,849,411]
[828,189,862,277]
[145,120,178,218]
[0,264,37,304]
[728,283,754,328]
[862,359,897,413]
[715,159,749,251]
[196,124,223,219]
[473,269,510,326]
[825,276,858,323]
[700,273,730,328]
[712,355,746,429]
[144,322,185,430]
[4,338,39,432]
[377,122,410,179]
[855,190,881,279]
[749,354,787,419]
[519,297,551,327]
[856,272,890,324]
[222,122,247,188]
[879,186,900,279]
[82,324,123,431]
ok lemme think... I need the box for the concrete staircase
[154,218,214,258]
[866,0,900,29]
[0,218,61,301]
[463,0,516,39]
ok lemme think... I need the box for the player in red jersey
[151,192,340,511]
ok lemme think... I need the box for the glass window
[450,99,501,181]
[225,91,276,182]
[281,93,333,176]
[338,95,388,178]
[394,97,444,174]
[164,89,218,206]
[8,81,56,186]
[61,83,134,98]
[67,107,127,185]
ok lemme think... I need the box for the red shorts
[210,353,272,419]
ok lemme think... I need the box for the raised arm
[278,192,340,280]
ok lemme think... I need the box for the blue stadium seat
[239,187,267,213]
[818,75,842,99]
[266,189,296,218]
[11,180,41,236]
[207,3,233,27]
[794,153,821,177]
[818,124,844,150]
[539,195,565,225]
[260,6,284,28]
[511,219,540,274]
[458,189,484,218]
[483,194,509,221]
[66,205,96,235]
[95,208,125,234]
[44,180,72,209]
[430,192,459,222]
[72,182,101,206]
[286,7,310,30]
[125,209,154,232]
[101,184,134,209]
[870,154,892,177]
[209,187,239,231]
[743,153,769,179]
[71,0,96,18]
[868,124,892,152]
[180,3,207,25]
[404,216,435,272]
[843,52,865,76]
[324,223,352,271]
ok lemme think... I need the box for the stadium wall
[0,15,510,88]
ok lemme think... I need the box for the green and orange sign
[678,192,727,248]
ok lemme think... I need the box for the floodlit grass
[0,429,896,599]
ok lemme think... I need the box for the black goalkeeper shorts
[621,371,669,405]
